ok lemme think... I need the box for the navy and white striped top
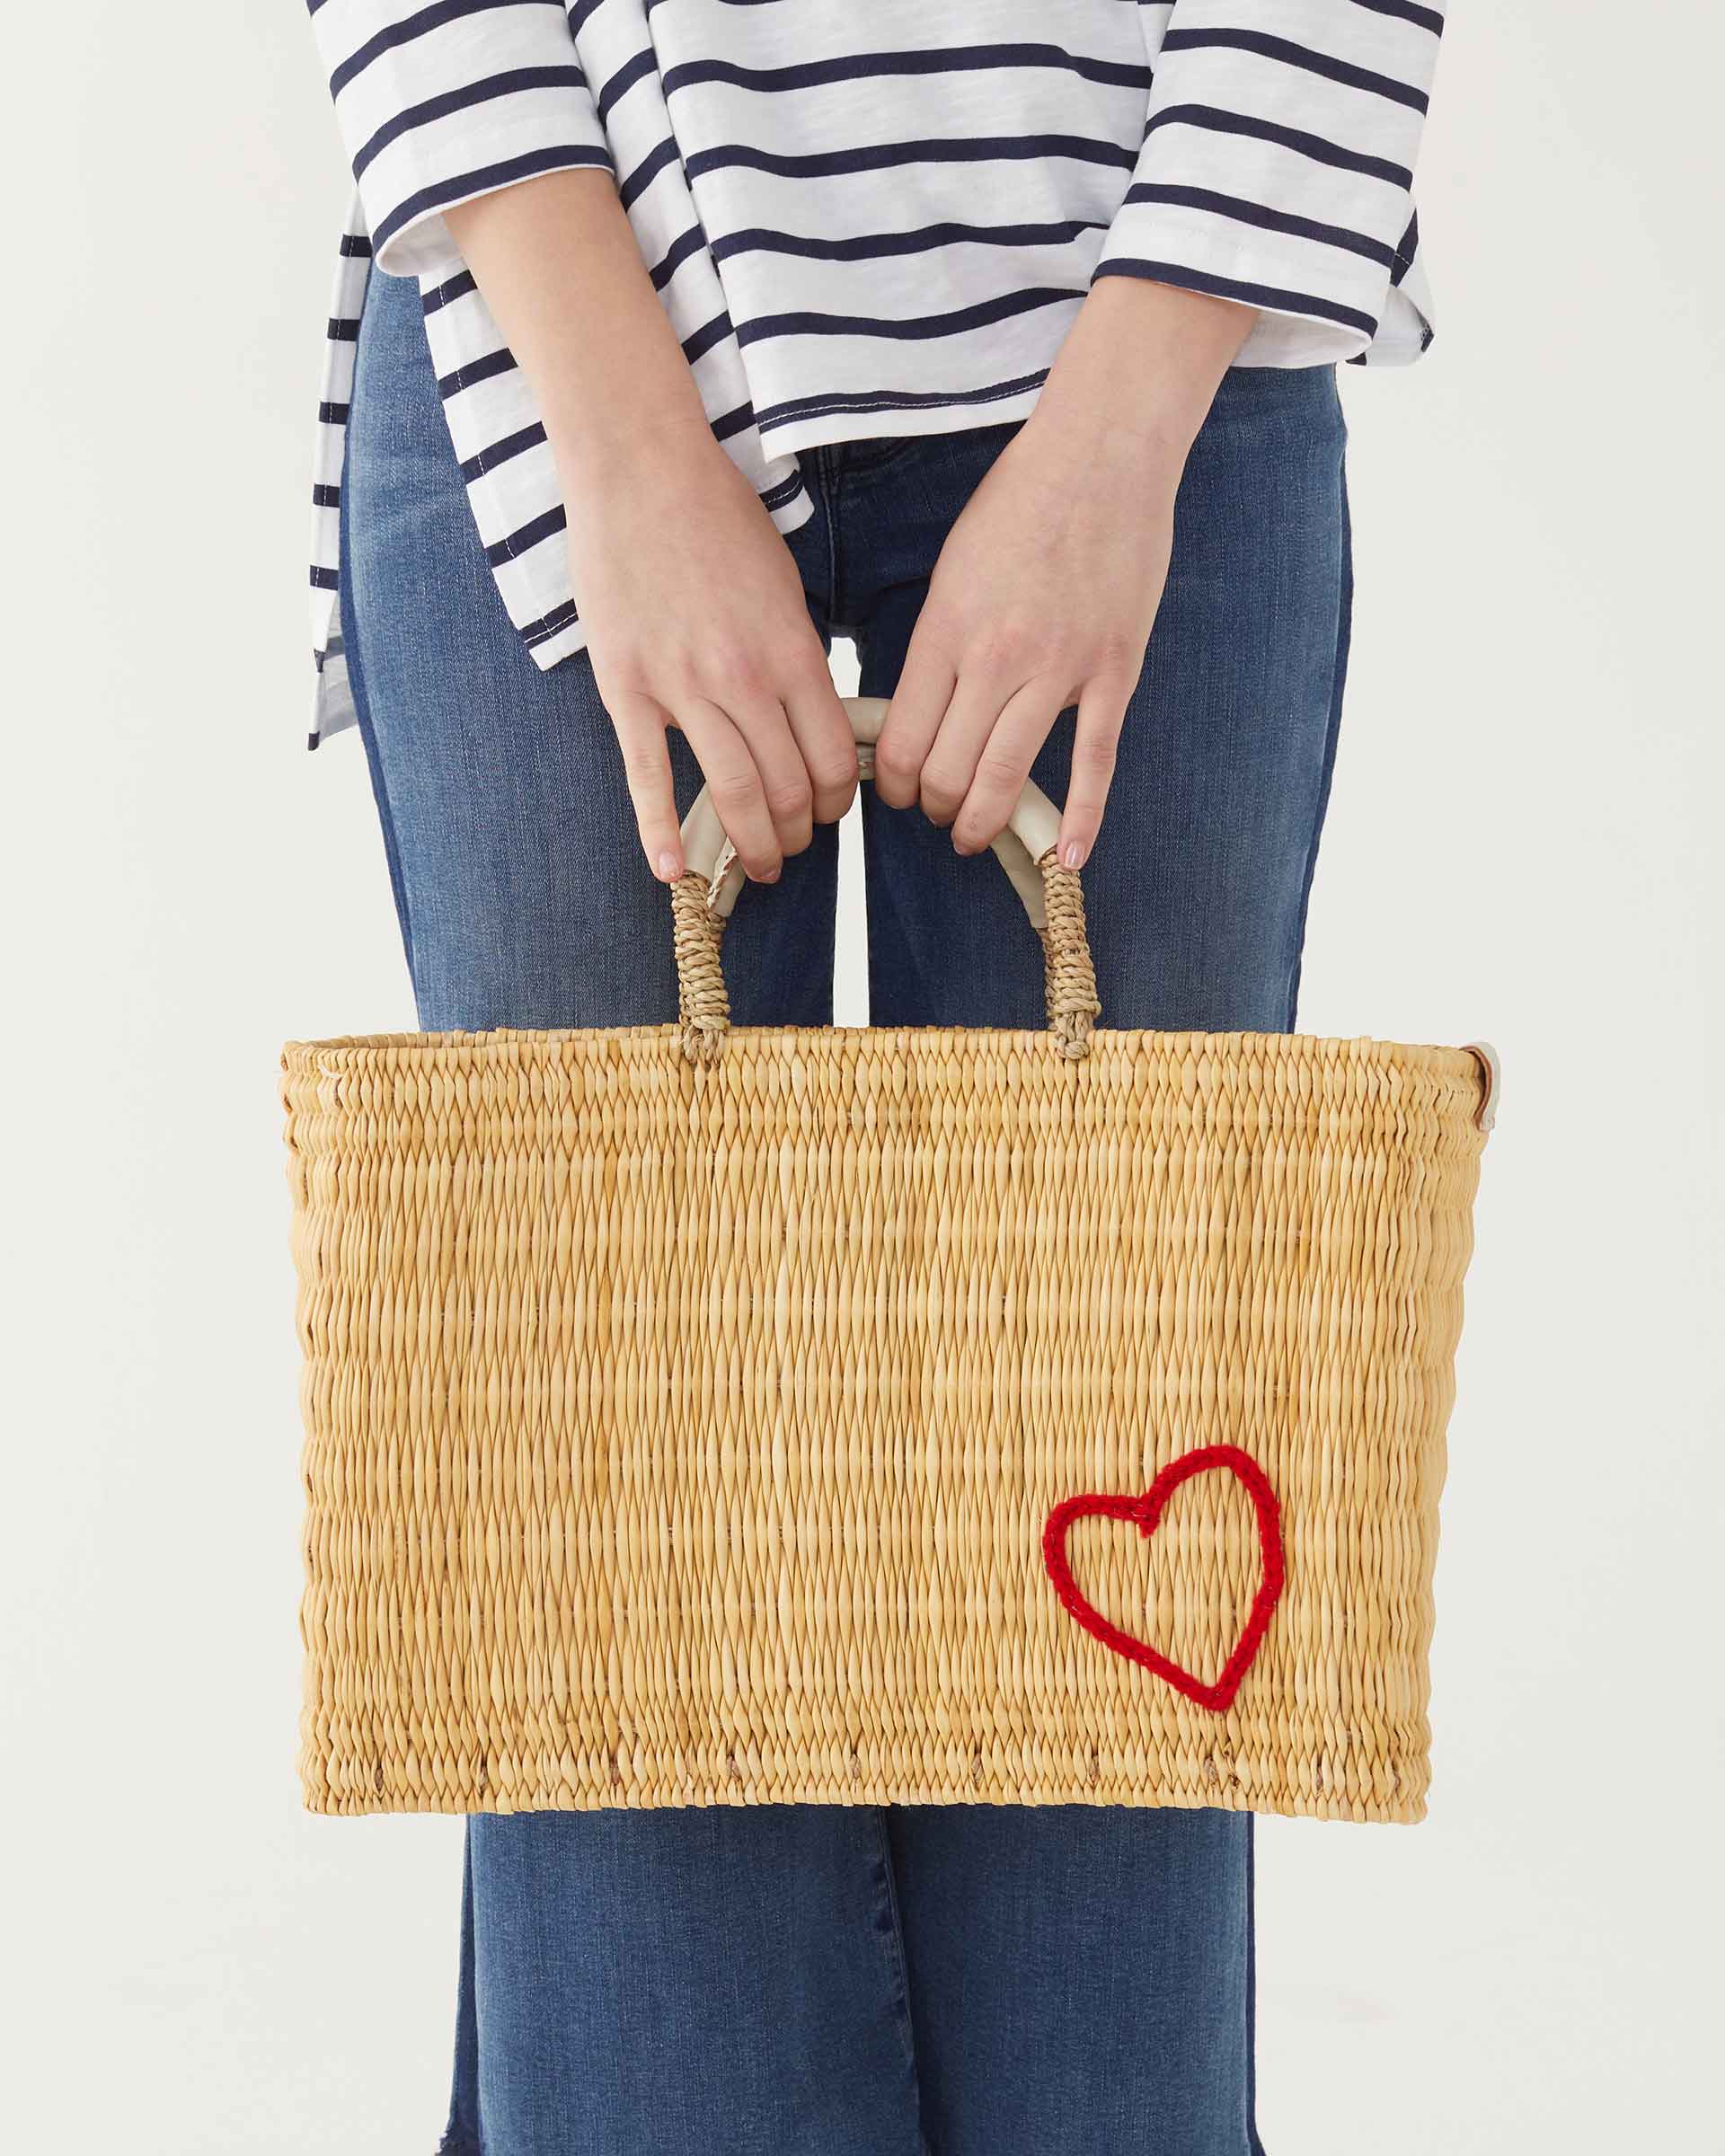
[305,0,1445,749]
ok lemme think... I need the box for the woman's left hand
[873,278,1254,869]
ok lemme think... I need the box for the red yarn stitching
[1041,1445,1286,1714]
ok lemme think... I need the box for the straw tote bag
[284,697,1496,1825]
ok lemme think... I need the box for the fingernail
[1059,837,1088,870]
[657,850,682,882]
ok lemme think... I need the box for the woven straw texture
[284,1021,1486,1825]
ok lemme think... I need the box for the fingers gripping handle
[681,698,1060,927]
[674,695,1100,1063]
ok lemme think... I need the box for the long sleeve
[1095,1,1445,366]
[305,0,612,280]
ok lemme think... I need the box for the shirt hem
[760,380,1049,460]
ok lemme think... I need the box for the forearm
[444,169,716,491]
[1028,278,1256,481]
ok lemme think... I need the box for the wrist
[549,393,720,502]
[1031,275,1255,477]
[1023,374,1190,492]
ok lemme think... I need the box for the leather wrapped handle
[673,695,1100,1064]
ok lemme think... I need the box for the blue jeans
[341,262,1350,2156]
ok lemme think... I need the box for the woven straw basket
[284,699,1495,1825]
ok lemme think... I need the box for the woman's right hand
[562,425,857,886]
[442,169,855,886]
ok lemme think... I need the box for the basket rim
[284,1021,1482,1065]
[282,1025,1496,1132]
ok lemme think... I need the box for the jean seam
[869,1807,921,2085]
[338,305,420,994]
[812,441,848,628]
[1282,435,1353,1031]
[1244,1811,1267,2155]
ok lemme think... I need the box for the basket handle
[673,694,1101,1064]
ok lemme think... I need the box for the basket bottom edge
[302,1782,1427,1825]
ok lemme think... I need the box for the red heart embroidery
[1042,1445,1286,1713]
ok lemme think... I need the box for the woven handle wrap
[674,696,1101,1064]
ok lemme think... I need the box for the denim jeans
[340,262,1350,2156]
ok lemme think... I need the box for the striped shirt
[305,0,1445,749]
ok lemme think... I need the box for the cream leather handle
[1464,1041,1501,1135]
[671,696,1099,1063]
[679,696,1064,932]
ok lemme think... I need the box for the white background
[5,4,1721,2150]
